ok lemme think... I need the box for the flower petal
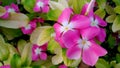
[67,45,81,60]
[40,52,47,60]
[53,23,62,38]
[59,64,67,68]
[39,43,47,51]
[82,46,98,66]
[80,27,100,40]
[11,3,19,12]
[96,28,106,42]
[91,41,107,56]
[95,15,107,27]
[70,15,90,29]
[32,45,39,61]
[42,5,49,13]
[62,30,80,48]
[58,8,72,24]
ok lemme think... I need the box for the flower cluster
[53,0,107,66]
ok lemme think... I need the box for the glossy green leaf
[116,54,120,63]
[96,0,106,9]
[108,35,116,49]
[21,43,32,66]
[17,39,27,54]
[95,9,106,19]
[21,0,35,13]
[115,63,120,68]
[1,0,17,6]
[110,61,116,67]
[112,0,120,6]
[10,54,21,68]
[114,6,120,14]
[73,0,85,14]
[0,13,29,29]
[95,58,110,68]
[106,14,116,23]
[105,5,115,14]
[112,15,120,32]
[0,27,22,40]
[30,26,54,46]
[0,43,10,61]
[48,38,63,65]
[47,9,61,21]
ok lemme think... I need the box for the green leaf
[114,6,120,14]
[10,54,21,68]
[0,13,29,29]
[112,15,120,32]
[47,9,61,21]
[96,0,106,9]
[0,43,10,61]
[112,0,120,6]
[95,9,106,19]
[0,6,6,17]
[30,26,54,46]
[0,28,22,40]
[115,63,120,68]
[95,58,110,68]
[0,34,5,43]
[108,35,116,49]
[48,38,63,65]
[21,0,36,13]
[1,0,17,6]
[105,5,115,14]
[17,39,27,54]
[106,14,116,23]
[21,43,32,66]
[116,54,120,63]
[72,0,85,14]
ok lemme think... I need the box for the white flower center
[77,39,91,50]
[35,48,42,55]
[37,1,44,7]
[25,24,31,30]
[60,21,73,33]
[8,8,15,13]
[90,18,99,27]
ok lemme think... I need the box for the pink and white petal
[67,45,81,60]
[95,15,107,27]
[59,64,68,68]
[53,23,62,38]
[70,15,90,29]
[0,12,9,19]
[90,41,107,56]
[80,27,100,40]
[4,6,10,11]
[42,5,49,13]
[62,30,80,48]
[0,65,10,68]
[40,43,47,51]
[96,28,106,42]
[32,52,39,61]
[56,37,66,48]
[33,5,41,12]
[82,47,98,66]
[11,3,19,12]
[42,0,49,4]
[58,8,73,24]
[40,52,47,60]
[30,21,37,28]
[21,27,32,34]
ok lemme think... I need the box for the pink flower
[53,8,90,48]
[59,64,67,68]
[33,0,49,13]
[80,0,107,42]
[0,3,19,19]
[0,65,10,68]
[62,30,107,66]
[21,20,37,34]
[32,44,47,61]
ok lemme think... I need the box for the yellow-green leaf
[105,5,115,14]
[30,26,54,46]
[112,15,120,32]
[0,13,29,29]
[0,6,6,17]
[106,14,116,23]
[95,9,106,19]
[0,34,5,43]
[114,6,120,14]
